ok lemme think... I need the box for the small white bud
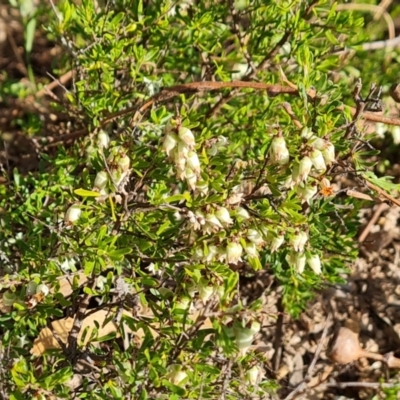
[196,181,209,196]
[375,122,386,138]
[246,365,263,386]
[65,204,81,223]
[198,278,215,303]
[298,156,312,182]
[117,155,130,172]
[215,207,233,226]
[270,136,289,165]
[205,213,223,229]
[307,254,322,275]
[36,284,49,297]
[270,233,285,252]
[247,229,264,245]
[185,167,197,190]
[93,171,108,191]
[178,126,195,148]
[322,142,335,165]
[236,207,250,219]
[226,242,243,264]
[97,130,110,149]
[392,126,400,145]
[290,231,308,252]
[310,149,326,174]
[162,133,178,157]
[186,151,201,175]
[286,251,306,274]
[166,365,188,386]
[244,241,258,258]
[297,183,318,204]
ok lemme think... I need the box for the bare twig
[283,313,332,400]
[358,203,389,243]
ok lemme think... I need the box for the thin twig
[358,202,389,243]
[283,313,332,400]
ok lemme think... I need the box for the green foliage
[0,0,395,398]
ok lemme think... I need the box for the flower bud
[204,245,218,263]
[286,251,306,274]
[246,365,263,386]
[310,149,326,174]
[290,231,308,252]
[162,133,178,157]
[185,167,197,190]
[215,207,233,226]
[117,154,130,172]
[65,204,81,224]
[236,207,250,220]
[270,232,285,252]
[296,183,318,204]
[298,156,312,182]
[93,171,108,191]
[196,181,209,196]
[375,123,386,138]
[270,136,289,165]
[166,365,188,386]
[178,126,195,148]
[36,284,49,297]
[26,281,38,296]
[3,290,17,306]
[392,126,400,144]
[186,151,201,175]
[307,254,322,275]
[226,242,243,264]
[205,213,223,229]
[247,229,264,246]
[97,130,110,149]
[244,241,258,258]
[322,142,335,165]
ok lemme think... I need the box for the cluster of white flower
[270,129,336,204]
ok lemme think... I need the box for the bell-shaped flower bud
[186,151,201,175]
[297,183,318,204]
[36,284,49,297]
[247,229,264,246]
[117,154,130,172]
[93,171,108,191]
[310,149,326,174]
[2,290,18,307]
[244,241,258,258]
[307,254,322,275]
[185,167,197,190]
[226,241,243,264]
[322,142,335,165]
[270,232,285,253]
[290,231,308,252]
[246,365,263,386]
[196,181,209,196]
[65,204,81,224]
[215,206,233,226]
[26,281,38,296]
[162,133,178,157]
[286,251,306,274]
[97,130,110,149]
[298,156,312,182]
[166,364,188,386]
[204,245,218,263]
[270,136,289,165]
[236,207,250,220]
[178,126,195,148]
[205,213,223,229]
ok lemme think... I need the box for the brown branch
[41,80,400,149]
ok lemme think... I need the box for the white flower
[185,167,197,190]
[93,171,108,191]
[322,142,335,165]
[270,233,285,252]
[65,204,81,223]
[246,365,263,386]
[226,242,243,264]
[297,183,318,204]
[166,365,188,386]
[286,252,306,274]
[196,181,209,196]
[186,151,201,175]
[290,231,308,252]
[97,130,110,149]
[270,136,289,165]
[204,245,218,263]
[247,229,264,245]
[162,133,178,157]
[215,207,233,226]
[310,149,326,174]
[205,213,223,229]
[236,207,250,219]
[178,126,195,148]
[36,284,49,297]
[298,156,312,182]
[244,241,258,258]
[301,127,313,139]
[307,254,322,275]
